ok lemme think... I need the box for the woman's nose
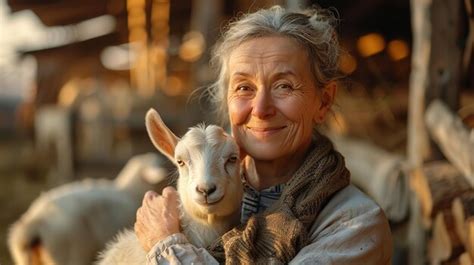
[252,89,276,119]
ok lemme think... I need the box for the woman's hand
[134,187,181,252]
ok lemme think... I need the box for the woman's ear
[314,81,337,123]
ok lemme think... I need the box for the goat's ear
[145,108,180,162]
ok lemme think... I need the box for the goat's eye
[177,160,185,167]
[227,156,238,163]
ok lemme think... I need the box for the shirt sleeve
[289,185,393,265]
[146,233,219,265]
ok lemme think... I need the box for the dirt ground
[0,136,43,265]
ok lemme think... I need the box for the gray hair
[208,5,342,123]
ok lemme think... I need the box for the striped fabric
[240,180,285,224]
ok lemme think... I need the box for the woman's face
[227,36,334,161]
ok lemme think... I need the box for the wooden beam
[330,135,409,222]
[6,0,117,26]
[410,161,471,227]
[425,100,474,187]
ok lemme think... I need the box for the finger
[134,221,139,233]
[146,190,159,199]
[136,207,142,220]
[142,190,158,204]
[162,186,177,199]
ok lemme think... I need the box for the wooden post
[463,0,474,75]
[408,0,431,262]
[408,0,433,168]
[408,0,464,264]
[408,0,463,169]
[150,0,170,89]
[189,0,223,85]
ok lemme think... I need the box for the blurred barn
[0,0,473,264]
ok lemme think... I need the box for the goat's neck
[181,210,240,248]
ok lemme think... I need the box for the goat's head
[114,153,169,197]
[145,109,243,223]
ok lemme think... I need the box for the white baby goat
[8,153,169,265]
[97,109,243,264]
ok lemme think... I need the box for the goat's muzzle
[196,184,217,197]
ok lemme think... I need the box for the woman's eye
[236,85,251,92]
[276,83,293,90]
[233,85,254,97]
[177,160,185,167]
[237,85,248,90]
[273,83,294,96]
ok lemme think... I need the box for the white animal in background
[35,105,74,184]
[8,153,169,265]
[97,109,243,265]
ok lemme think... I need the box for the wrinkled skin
[134,188,180,252]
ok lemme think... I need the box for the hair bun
[306,7,338,27]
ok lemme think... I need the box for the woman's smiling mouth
[246,126,287,138]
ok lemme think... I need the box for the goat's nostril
[208,185,217,195]
[196,186,203,194]
[196,184,217,196]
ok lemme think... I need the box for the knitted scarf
[208,133,350,264]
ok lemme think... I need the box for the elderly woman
[135,5,392,264]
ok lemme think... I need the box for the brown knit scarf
[208,132,351,264]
